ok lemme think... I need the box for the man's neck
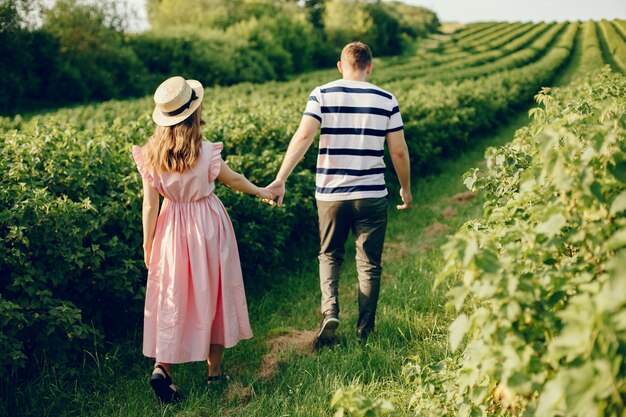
[342,73,368,82]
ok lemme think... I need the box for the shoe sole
[317,318,339,341]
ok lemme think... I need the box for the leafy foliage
[408,68,626,416]
[0,0,145,112]
[41,0,145,100]
[147,0,438,60]
[332,386,395,417]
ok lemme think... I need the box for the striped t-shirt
[303,79,404,201]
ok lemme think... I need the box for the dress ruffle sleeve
[209,142,224,182]
[132,145,155,187]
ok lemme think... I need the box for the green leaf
[463,238,479,266]
[608,154,626,184]
[536,377,565,415]
[449,313,469,352]
[448,286,469,312]
[598,251,626,311]
[536,214,566,237]
[331,389,344,408]
[608,250,626,280]
[463,168,479,191]
[607,228,626,251]
[609,190,626,215]
[547,290,566,307]
[590,181,606,203]
[474,250,499,273]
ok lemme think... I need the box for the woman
[132,76,272,402]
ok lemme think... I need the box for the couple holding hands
[132,41,411,403]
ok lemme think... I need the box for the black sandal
[207,370,231,386]
[150,364,181,403]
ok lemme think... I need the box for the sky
[123,0,626,32]
[404,0,626,23]
[124,0,148,32]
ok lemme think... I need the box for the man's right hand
[397,187,412,210]
[265,178,286,207]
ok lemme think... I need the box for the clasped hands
[257,178,285,207]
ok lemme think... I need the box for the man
[267,42,412,344]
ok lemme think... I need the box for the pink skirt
[142,194,253,364]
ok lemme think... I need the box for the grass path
[10,110,532,417]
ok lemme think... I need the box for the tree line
[0,0,439,114]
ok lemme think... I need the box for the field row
[374,22,557,83]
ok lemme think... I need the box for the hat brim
[152,80,204,127]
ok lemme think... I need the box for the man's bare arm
[266,115,320,206]
[386,129,412,210]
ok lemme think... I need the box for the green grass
[6,110,532,417]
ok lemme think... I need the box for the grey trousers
[317,197,388,334]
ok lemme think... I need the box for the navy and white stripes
[303,79,404,201]
[319,86,393,99]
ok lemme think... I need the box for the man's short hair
[341,42,372,70]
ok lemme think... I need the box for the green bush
[409,68,626,417]
[41,0,146,100]
[128,30,276,88]
[0,30,69,111]
[0,122,149,379]
[0,0,146,113]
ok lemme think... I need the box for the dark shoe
[207,370,231,386]
[149,364,181,403]
[316,313,339,346]
[357,328,373,342]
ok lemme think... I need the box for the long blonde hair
[143,106,203,173]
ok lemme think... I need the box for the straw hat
[152,76,204,127]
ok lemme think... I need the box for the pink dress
[132,141,253,364]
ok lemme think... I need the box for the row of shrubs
[409,67,626,417]
[0,17,580,381]
[0,0,439,114]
